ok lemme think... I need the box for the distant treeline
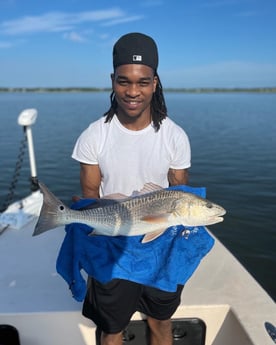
[0,87,276,93]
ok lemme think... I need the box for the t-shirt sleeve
[72,126,98,164]
[170,127,191,169]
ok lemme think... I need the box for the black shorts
[82,278,184,334]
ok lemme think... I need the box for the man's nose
[126,84,140,97]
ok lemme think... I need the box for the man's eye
[139,82,150,87]
[118,80,128,85]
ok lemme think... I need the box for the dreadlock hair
[104,72,168,132]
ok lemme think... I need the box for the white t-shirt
[72,115,191,196]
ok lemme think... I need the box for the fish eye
[206,202,213,209]
[59,205,65,211]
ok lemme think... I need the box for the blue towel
[56,186,215,301]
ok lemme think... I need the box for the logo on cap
[133,55,142,62]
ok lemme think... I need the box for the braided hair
[104,73,167,131]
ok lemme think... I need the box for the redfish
[33,182,226,243]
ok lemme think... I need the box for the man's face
[111,64,157,121]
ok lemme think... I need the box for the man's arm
[80,163,101,198]
[168,168,189,186]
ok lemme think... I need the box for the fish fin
[141,229,166,243]
[141,213,171,223]
[133,183,163,196]
[102,183,163,199]
[32,182,69,236]
[102,193,129,200]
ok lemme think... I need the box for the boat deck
[0,217,275,345]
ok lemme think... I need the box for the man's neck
[116,112,151,131]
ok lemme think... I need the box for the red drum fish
[33,182,226,243]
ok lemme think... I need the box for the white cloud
[63,31,86,43]
[101,15,144,27]
[0,40,13,48]
[0,38,26,49]
[0,8,126,35]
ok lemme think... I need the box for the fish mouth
[213,208,226,223]
[215,216,224,223]
[201,215,224,226]
[205,209,226,225]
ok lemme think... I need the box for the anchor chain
[0,129,27,212]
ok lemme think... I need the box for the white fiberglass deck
[0,214,275,345]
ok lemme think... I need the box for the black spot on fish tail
[32,182,69,236]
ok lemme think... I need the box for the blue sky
[0,0,276,88]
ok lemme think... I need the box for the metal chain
[0,129,27,212]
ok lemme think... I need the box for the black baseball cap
[113,32,158,71]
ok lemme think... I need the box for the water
[0,92,275,300]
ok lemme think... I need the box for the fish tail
[32,182,69,236]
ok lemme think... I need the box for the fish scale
[71,190,191,236]
[33,182,226,243]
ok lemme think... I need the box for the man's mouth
[124,100,141,109]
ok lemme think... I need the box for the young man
[72,32,191,345]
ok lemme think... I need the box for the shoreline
[0,87,276,93]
